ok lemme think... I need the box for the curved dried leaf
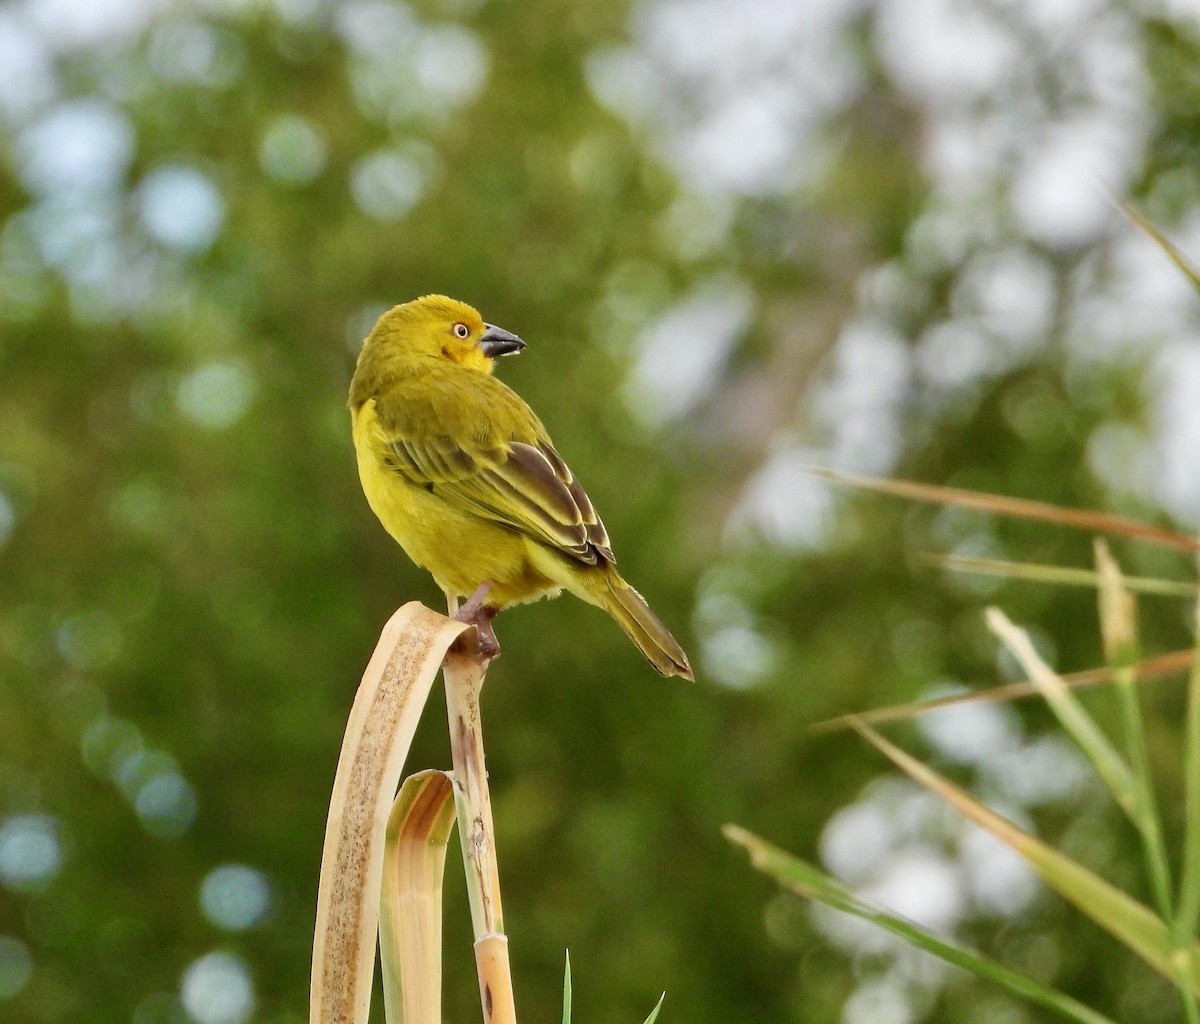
[379,770,457,1024]
[310,603,468,1024]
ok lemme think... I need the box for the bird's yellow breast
[350,400,561,605]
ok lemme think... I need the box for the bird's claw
[454,583,501,660]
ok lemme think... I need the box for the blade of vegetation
[559,947,661,1024]
[311,602,469,1024]
[723,825,1118,1024]
[811,468,1200,554]
[561,951,571,1024]
[985,608,1138,820]
[641,993,666,1024]
[926,552,1198,598]
[379,770,458,1024]
[1179,601,1200,955]
[850,719,1200,991]
[811,649,1194,733]
[1111,194,1200,292]
[1092,545,1196,1022]
[443,630,518,1024]
[1094,543,1175,920]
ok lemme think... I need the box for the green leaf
[985,607,1138,820]
[562,950,572,1024]
[641,991,666,1024]
[849,720,1200,992]
[927,552,1197,598]
[724,825,1118,1024]
[1179,603,1200,945]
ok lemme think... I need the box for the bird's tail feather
[601,576,694,681]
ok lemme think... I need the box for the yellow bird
[349,294,693,680]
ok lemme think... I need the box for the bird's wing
[370,373,614,566]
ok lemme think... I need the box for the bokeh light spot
[700,624,779,690]
[0,814,63,890]
[916,683,1021,766]
[200,865,273,931]
[176,361,255,430]
[350,149,428,221]
[820,799,894,886]
[0,18,55,125]
[137,165,224,252]
[107,476,172,536]
[55,608,122,670]
[147,20,244,87]
[842,977,914,1024]
[16,99,135,195]
[412,24,488,108]
[259,114,327,185]
[81,716,144,780]
[0,490,14,548]
[180,951,255,1024]
[135,773,198,839]
[625,277,752,425]
[0,935,33,999]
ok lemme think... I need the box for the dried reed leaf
[379,770,457,1024]
[310,603,468,1024]
[1111,194,1200,292]
[812,468,1200,553]
[812,649,1194,733]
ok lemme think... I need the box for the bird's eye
[452,323,470,339]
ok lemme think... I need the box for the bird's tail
[597,573,694,681]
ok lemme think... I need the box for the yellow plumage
[349,294,693,680]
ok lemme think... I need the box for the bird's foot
[454,583,501,660]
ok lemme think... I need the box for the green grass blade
[1092,545,1196,1022]
[850,719,1200,991]
[1179,602,1200,947]
[985,608,1139,820]
[1094,543,1175,918]
[927,553,1198,598]
[724,825,1118,1024]
[641,992,666,1024]
[562,950,572,1024]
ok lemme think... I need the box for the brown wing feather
[371,371,614,566]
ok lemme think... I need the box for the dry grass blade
[812,468,1200,554]
[1111,194,1200,292]
[311,603,468,1024]
[379,770,457,1024]
[812,649,1195,733]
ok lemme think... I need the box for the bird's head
[366,294,525,375]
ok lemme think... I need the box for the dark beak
[479,323,526,358]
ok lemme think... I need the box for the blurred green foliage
[2,2,1199,1023]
